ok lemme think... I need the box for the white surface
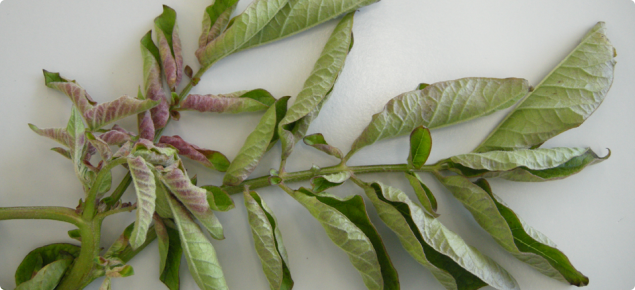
[1,0,634,289]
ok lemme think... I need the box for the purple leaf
[83,95,159,130]
[132,139,179,167]
[138,110,155,141]
[180,89,275,114]
[112,141,133,159]
[140,31,170,129]
[87,133,113,161]
[29,124,71,147]
[127,156,157,249]
[199,0,238,49]
[99,128,133,146]
[155,6,183,91]
[43,70,94,115]
[51,147,71,159]
[159,135,230,172]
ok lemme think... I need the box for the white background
[1,0,634,289]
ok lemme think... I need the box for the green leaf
[180,89,276,114]
[15,243,81,286]
[105,223,135,259]
[199,0,240,49]
[160,166,225,240]
[43,70,95,115]
[474,22,616,152]
[278,13,355,160]
[237,0,378,52]
[127,156,157,249]
[360,181,519,290]
[244,190,294,290]
[164,186,228,290]
[223,97,289,186]
[83,95,160,130]
[154,179,174,219]
[15,258,72,290]
[408,126,432,169]
[202,185,236,211]
[436,175,589,286]
[67,229,81,241]
[448,147,608,181]
[155,5,183,91]
[140,30,170,129]
[290,187,399,290]
[404,172,438,217]
[66,106,92,188]
[159,135,231,172]
[303,133,343,159]
[155,216,182,290]
[347,78,529,158]
[196,0,291,68]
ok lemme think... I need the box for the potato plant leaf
[447,147,607,181]
[15,243,81,286]
[159,135,230,172]
[237,0,378,52]
[475,22,616,152]
[223,97,289,186]
[196,0,290,68]
[138,110,155,141]
[348,78,529,158]
[303,133,343,159]
[105,223,135,259]
[83,95,160,130]
[100,126,133,146]
[289,187,399,290]
[202,185,235,211]
[28,124,70,147]
[278,13,355,160]
[155,5,184,91]
[43,70,95,115]
[199,0,239,49]
[244,190,294,290]
[164,187,228,290]
[404,172,438,217]
[66,106,93,188]
[160,166,224,240]
[180,89,275,114]
[360,181,519,290]
[127,156,157,249]
[140,31,170,129]
[408,126,432,169]
[436,176,589,286]
[15,258,72,290]
[154,215,182,290]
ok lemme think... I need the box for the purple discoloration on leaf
[180,91,271,114]
[159,135,230,171]
[141,32,170,129]
[51,147,71,159]
[29,124,71,147]
[198,0,237,49]
[88,134,112,161]
[47,80,94,115]
[83,95,159,130]
[139,110,155,141]
[128,156,157,249]
[172,26,183,89]
[155,6,183,91]
[100,129,132,146]
[160,167,224,239]
[112,141,133,159]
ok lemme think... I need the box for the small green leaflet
[202,185,236,211]
[154,215,182,290]
[244,190,294,290]
[154,5,183,91]
[180,89,276,114]
[360,181,519,290]
[223,97,289,186]
[447,147,608,181]
[474,22,616,152]
[404,172,438,217]
[408,126,432,169]
[15,259,72,290]
[127,156,157,249]
[303,133,343,159]
[164,187,228,290]
[236,0,378,52]
[436,176,589,286]
[311,171,351,193]
[196,0,290,68]
[347,78,529,159]
[15,243,81,286]
[289,187,399,290]
[199,0,239,49]
[278,12,355,160]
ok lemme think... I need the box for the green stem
[118,225,157,263]
[105,172,132,209]
[83,158,128,220]
[0,206,82,226]
[56,219,102,290]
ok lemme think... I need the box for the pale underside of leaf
[165,189,228,290]
[47,81,94,115]
[451,147,588,171]
[180,90,273,114]
[15,259,71,290]
[83,95,159,130]
[128,156,157,249]
[349,78,529,157]
[278,12,354,159]
[139,110,155,141]
[475,22,616,152]
[154,215,169,273]
[29,125,71,147]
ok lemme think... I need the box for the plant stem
[56,219,103,290]
[0,206,82,226]
[105,172,132,209]
[119,225,157,263]
[83,158,128,220]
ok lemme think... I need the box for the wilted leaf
[15,259,72,290]
[436,176,588,286]
[155,5,184,91]
[475,22,616,152]
[290,187,399,290]
[408,126,432,169]
[202,185,235,211]
[278,13,355,160]
[15,243,81,286]
[199,0,239,48]
[127,156,157,249]
[404,172,438,217]
[180,89,275,114]
[223,97,289,186]
[159,135,230,171]
[348,78,529,158]
[43,70,95,115]
[163,187,228,290]
[303,133,343,159]
[244,190,294,290]
[86,133,113,161]
[140,31,170,129]
[132,139,179,167]
[83,95,159,130]
[138,110,155,141]
[360,181,519,290]
[100,126,133,146]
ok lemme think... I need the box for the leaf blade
[127,156,157,249]
[408,126,432,169]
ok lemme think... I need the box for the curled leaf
[202,185,235,211]
[180,89,275,114]
[404,172,438,217]
[311,171,352,193]
[475,22,616,152]
[348,78,529,158]
[138,110,155,141]
[83,95,160,130]
[199,0,239,48]
[244,190,294,290]
[86,133,112,161]
[303,133,343,159]
[15,258,72,290]
[100,126,133,146]
[159,135,230,172]
[436,176,588,286]
[105,223,135,259]
[43,70,94,115]
[127,156,157,249]
[155,5,184,91]
[15,243,81,286]
[28,124,70,147]
[141,31,170,129]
